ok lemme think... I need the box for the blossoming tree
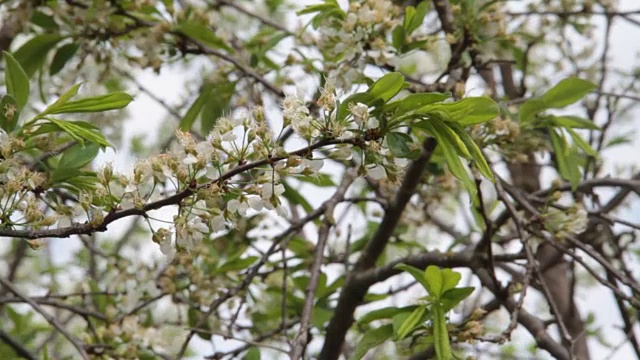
[0,0,639,359]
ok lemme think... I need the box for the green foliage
[12,34,64,78]
[3,51,29,113]
[175,23,234,52]
[49,42,80,76]
[520,77,597,124]
[394,264,474,360]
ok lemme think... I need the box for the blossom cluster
[308,0,402,88]
[1,76,412,259]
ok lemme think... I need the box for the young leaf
[49,43,80,76]
[386,131,413,157]
[368,72,405,102]
[349,324,393,360]
[47,92,133,114]
[546,115,600,130]
[439,268,462,293]
[540,77,597,109]
[428,118,472,159]
[432,304,452,360]
[31,11,59,31]
[404,1,429,35]
[549,128,581,189]
[416,97,500,125]
[441,287,474,312]
[566,128,598,156]
[41,83,83,115]
[394,263,431,293]
[396,306,426,340]
[520,77,596,124]
[57,143,100,170]
[357,306,417,325]
[213,256,258,274]
[175,23,233,52]
[201,82,235,134]
[402,5,416,32]
[415,119,475,195]
[425,265,444,298]
[243,347,261,360]
[3,51,30,111]
[282,181,313,213]
[13,34,64,78]
[384,92,450,114]
[45,118,111,148]
[296,173,335,187]
[180,85,212,131]
[449,124,494,180]
[391,25,405,51]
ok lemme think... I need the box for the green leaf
[357,306,417,325]
[566,127,598,156]
[449,124,494,180]
[440,268,462,293]
[44,118,111,148]
[243,347,260,360]
[41,83,83,115]
[349,324,394,360]
[391,25,405,51]
[282,181,313,213]
[394,263,431,293]
[403,5,416,31]
[57,143,100,169]
[416,119,475,195]
[425,265,444,298]
[296,173,336,187]
[417,97,500,125]
[404,1,429,35]
[432,304,452,360]
[47,92,133,114]
[175,23,233,52]
[49,43,79,76]
[57,173,99,193]
[605,134,633,148]
[311,306,334,329]
[318,276,344,299]
[428,119,471,159]
[520,77,596,123]
[546,115,600,130]
[214,256,258,275]
[31,11,59,31]
[368,72,405,102]
[297,1,342,16]
[13,34,64,78]
[396,306,426,340]
[384,93,450,114]
[188,307,210,340]
[549,128,581,190]
[541,77,597,109]
[386,131,413,157]
[180,85,212,131]
[519,98,545,125]
[201,82,235,134]
[441,287,474,312]
[0,95,19,132]
[49,167,85,184]
[4,51,30,111]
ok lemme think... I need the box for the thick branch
[319,137,437,360]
